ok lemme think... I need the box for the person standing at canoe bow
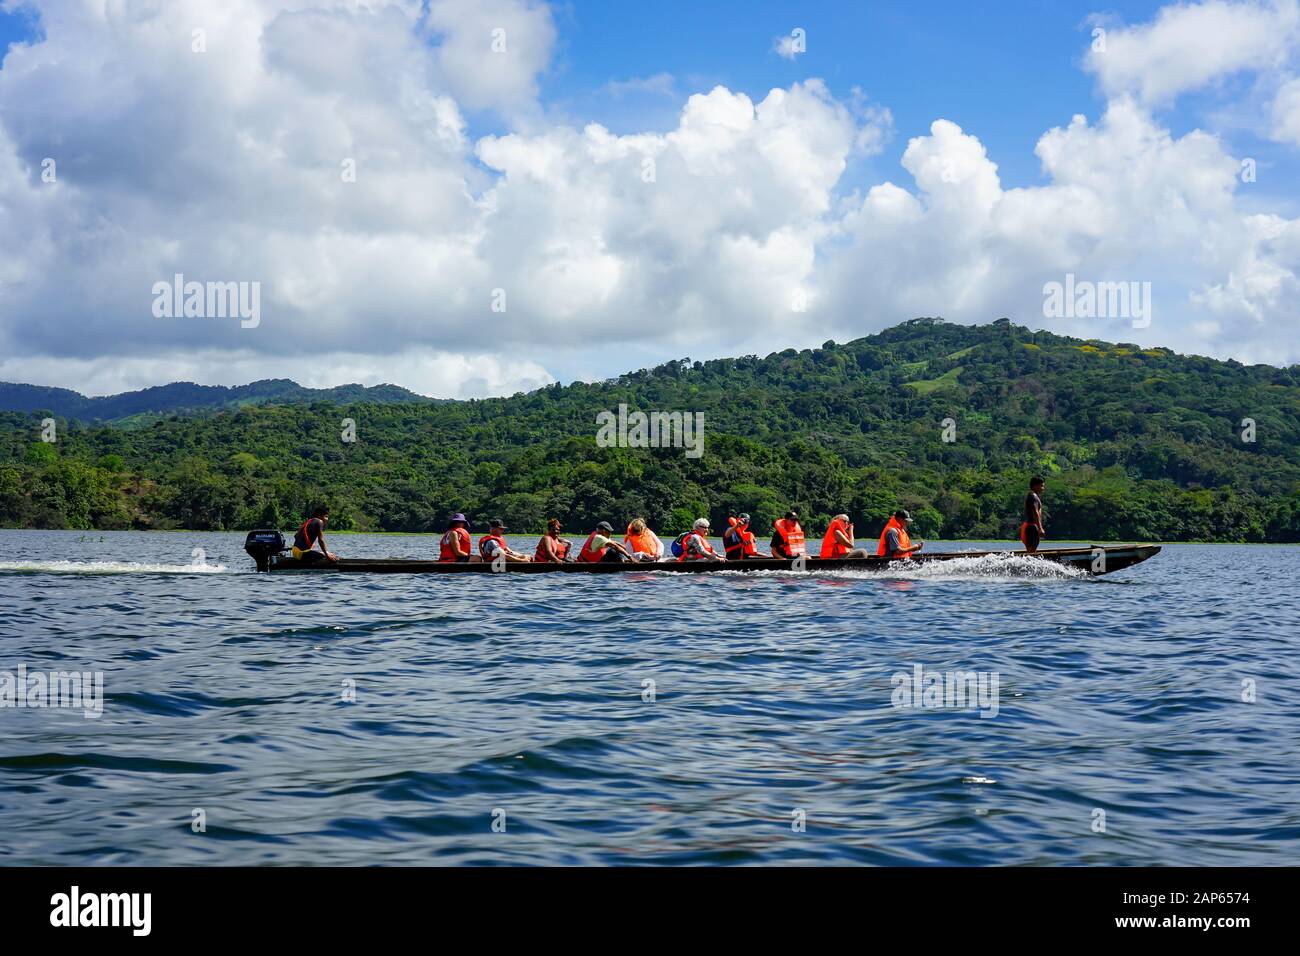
[479,518,532,563]
[679,518,724,561]
[578,521,635,563]
[770,510,806,559]
[723,513,767,560]
[878,510,924,560]
[1021,476,1046,553]
[820,514,871,559]
[535,518,573,562]
[292,506,337,563]
[439,513,476,563]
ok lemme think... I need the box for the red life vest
[534,535,571,562]
[578,531,610,563]
[877,517,913,559]
[723,523,757,559]
[478,532,507,560]
[820,518,853,559]
[677,530,718,561]
[774,518,805,556]
[439,527,471,562]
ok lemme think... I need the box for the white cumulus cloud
[1,0,1299,402]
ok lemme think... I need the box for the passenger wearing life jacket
[819,514,871,560]
[478,518,532,563]
[877,509,924,560]
[535,518,573,563]
[678,518,724,562]
[624,518,664,562]
[1020,476,1046,554]
[291,505,337,563]
[439,513,476,563]
[578,521,634,563]
[770,510,806,559]
[722,513,766,560]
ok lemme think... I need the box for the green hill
[2,318,1299,542]
[0,378,437,423]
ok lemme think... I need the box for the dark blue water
[1,530,1297,865]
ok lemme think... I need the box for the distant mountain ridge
[0,378,437,422]
[3,318,1299,541]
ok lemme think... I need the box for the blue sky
[4,0,1288,194]
[2,0,1299,395]
[533,1,1294,199]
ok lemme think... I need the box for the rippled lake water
[1,529,1297,865]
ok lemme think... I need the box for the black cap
[895,509,912,521]
[489,518,507,529]
[785,510,798,519]
[737,512,750,523]
[596,521,613,532]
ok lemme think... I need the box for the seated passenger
[578,521,634,563]
[478,518,532,563]
[722,513,767,560]
[877,510,924,560]
[535,518,573,563]
[819,514,871,559]
[439,513,476,563]
[770,510,806,559]
[679,518,724,562]
[624,518,664,561]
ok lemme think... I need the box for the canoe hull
[259,545,1161,576]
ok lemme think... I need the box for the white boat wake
[692,551,1089,582]
[871,552,1089,581]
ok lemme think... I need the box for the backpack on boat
[670,532,691,559]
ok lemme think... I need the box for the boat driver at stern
[292,505,337,564]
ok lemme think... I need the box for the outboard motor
[244,530,286,572]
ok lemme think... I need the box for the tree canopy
[2,319,1298,542]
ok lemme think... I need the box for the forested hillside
[0,378,436,422]
[3,318,1299,542]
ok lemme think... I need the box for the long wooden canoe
[253,544,1160,576]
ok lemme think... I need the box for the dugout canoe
[244,532,1160,576]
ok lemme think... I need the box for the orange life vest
[820,518,853,559]
[677,530,718,561]
[723,522,757,559]
[578,531,609,563]
[535,534,571,562]
[773,518,805,556]
[439,526,471,562]
[478,532,507,560]
[876,517,913,559]
[625,525,657,556]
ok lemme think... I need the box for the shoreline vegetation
[3,320,1298,543]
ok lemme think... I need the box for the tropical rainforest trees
[1,319,1297,542]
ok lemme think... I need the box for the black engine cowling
[244,530,286,571]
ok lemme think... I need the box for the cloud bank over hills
[1,0,1298,397]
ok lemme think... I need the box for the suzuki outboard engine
[244,530,286,572]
